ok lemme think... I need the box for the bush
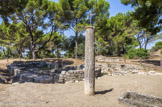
[151,41,162,51]
[136,48,149,59]
[155,41,162,49]
[127,48,149,59]
[0,51,3,58]
[127,49,137,59]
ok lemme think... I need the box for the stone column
[84,26,95,96]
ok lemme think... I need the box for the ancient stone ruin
[96,55,123,62]
[7,61,101,84]
[7,57,162,84]
[96,63,162,76]
[119,92,162,107]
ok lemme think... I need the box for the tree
[151,41,162,51]
[135,30,158,49]
[58,0,110,59]
[9,0,59,59]
[121,0,162,34]
[13,23,30,60]
[64,34,85,58]
[0,22,17,61]
[57,0,88,59]
[96,12,138,56]
[37,32,66,58]
[0,0,28,22]
[127,48,149,59]
[90,0,110,27]
[0,50,3,58]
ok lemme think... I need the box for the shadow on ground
[95,88,113,95]
[133,60,160,66]
[44,59,74,65]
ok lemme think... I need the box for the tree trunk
[75,32,78,59]
[124,58,126,65]
[16,48,22,61]
[19,52,23,61]
[117,46,121,56]
[2,46,8,62]
[139,44,142,49]
[140,58,142,66]
[19,55,21,61]
[84,26,95,96]
[144,40,148,49]
[31,43,36,60]
[144,44,147,49]
[56,45,59,58]
[122,43,126,54]
[7,57,8,63]
[32,51,36,60]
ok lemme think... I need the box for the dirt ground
[0,74,162,107]
[0,58,162,107]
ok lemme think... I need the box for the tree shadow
[44,59,74,65]
[132,60,160,66]
[95,88,113,95]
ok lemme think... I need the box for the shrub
[136,48,149,59]
[151,41,162,51]
[0,51,3,58]
[127,48,149,59]
[127,49,137,59]
[155,41,162,49]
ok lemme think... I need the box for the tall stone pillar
[84,26,95,96]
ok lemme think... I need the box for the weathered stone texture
[119,92,162,107]
[7,61,101,84]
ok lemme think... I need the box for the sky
[0,0,159,49]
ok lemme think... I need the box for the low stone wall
[96,63,162,76]
[96,55,123,62]
[7,61,102,84]
[96,63,143,75]
[0,74,7,83]
[58,68,102,83]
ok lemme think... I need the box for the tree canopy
[0,0,161,60]
[121,0,162,34]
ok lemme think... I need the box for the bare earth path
[0,74,162,107]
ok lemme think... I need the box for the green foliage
[127,48,149,59]
[77,43,85,58]
[0,0,28,22]
[6,0,61,59]
[136,48,149,59]
[0,0,161,60]
[127,49,137,59]
[64,34,85,58]
[0,51,3,58]
[96,12,138,56]
[151,41,162,51]
[121,0,162,34]
[122,54,128,59]
[155,41,162,49]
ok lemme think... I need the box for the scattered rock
[119,92,162,107]
[96,55,122,62]
[0,74,7,83]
